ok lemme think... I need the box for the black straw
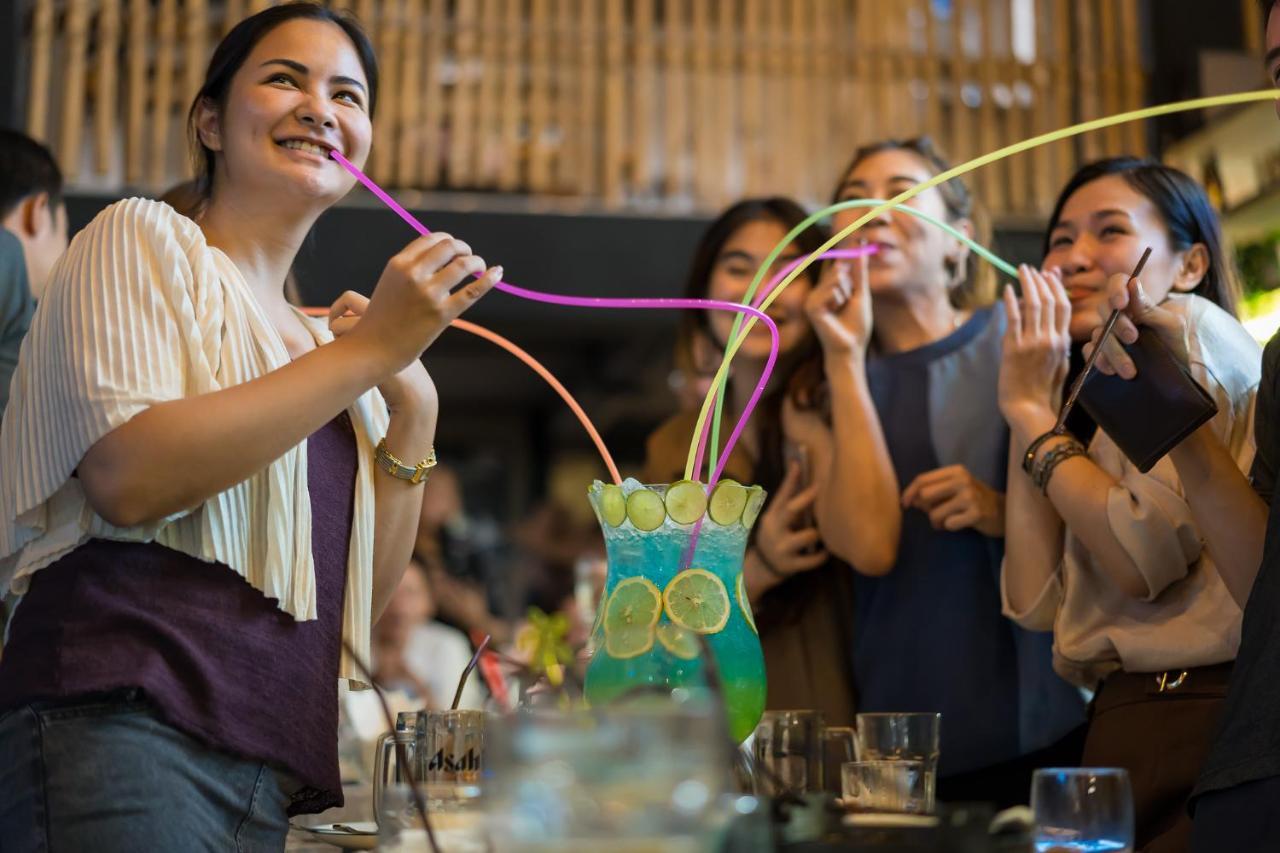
[451,634,492,711]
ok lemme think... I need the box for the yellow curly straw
[684,88,1280,480]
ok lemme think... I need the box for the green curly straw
[687,88,1280,481]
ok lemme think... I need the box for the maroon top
[0,413,358,815]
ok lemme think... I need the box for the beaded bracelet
[1032,440,1087,494]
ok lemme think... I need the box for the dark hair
[186,2,379,201]
[832,136,996,309]
[680,194,829,350]
[0,129,63,219]
[1043,157,1241,317]
[674,198,827,493]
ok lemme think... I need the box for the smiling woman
[0,3,502,850]
[998,157,1259,849]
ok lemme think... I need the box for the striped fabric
[0,198,388,687]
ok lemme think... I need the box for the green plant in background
[1236,232,1280,343]
[514,607,576,689]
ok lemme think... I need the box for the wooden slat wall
[58,0,90,182]
[25,0,1148,219]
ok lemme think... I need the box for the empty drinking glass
[854,712,940,812]
[752,710,824,796]
[1031,768,1134,853]
[841,760,930,814]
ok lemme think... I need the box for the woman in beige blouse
[998,158,1259,852]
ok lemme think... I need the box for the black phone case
[1077,330,1218,473]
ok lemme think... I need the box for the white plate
[292,821,379,850]
[841,812,938,828]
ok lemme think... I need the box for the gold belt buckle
[1155,670,1189,692]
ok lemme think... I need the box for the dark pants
[1191,776,1280,853]
[0,690,291,853]
[1082,665,1231,853]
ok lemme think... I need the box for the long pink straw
[330,150,777,487]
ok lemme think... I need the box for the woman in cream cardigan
[999,158,1258,852]
[0,4,501,849]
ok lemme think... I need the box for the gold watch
[375,438,437,484]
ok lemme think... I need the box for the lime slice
[604,576,662,632]
[605,625,655,659]
[708,480,749,526]
[663,568,731,634]
[737,572,757,634]
[626,488,666,531]
[665,480,708,525]
[656,623,700,660]
[742,486,766,528]
[598,484,627,527]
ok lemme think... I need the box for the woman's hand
[805,252,873,356]
[351,233,502,376]
[328,291,438,417]
[754,461,829,577]
[1085,274,1190,380]
[902,465,1006,537]
[997,265,1072,431]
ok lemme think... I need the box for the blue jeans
[0,689,291,852]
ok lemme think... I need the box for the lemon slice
[656,623,700,660]
[664,480,708,525]
[708,480,749,526]
[626,488,666,531]
[737,572,757,634]
[742,486,766,528]
[604,576,662,632]
[663,568,731,634]
[605,625,655,659]
[598,484,627,527]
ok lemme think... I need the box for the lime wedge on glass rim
[597,483,627,527]
[708,480,749,526]
[626,488,667,531]
[664,480,708,525]
[742,486,766,528]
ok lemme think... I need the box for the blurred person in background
[0,129,68,419]
[414,462,512,645]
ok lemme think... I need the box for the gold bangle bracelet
[375,438,438,485]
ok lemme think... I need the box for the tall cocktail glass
[583,479,767,744]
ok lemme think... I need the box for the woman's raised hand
[1085,273,1189,380]
[806,253,873,356]
[351,233,502,373]
[997,265,1072,427]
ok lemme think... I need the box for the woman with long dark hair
[999,157,1258,850]
[0,4,500,848]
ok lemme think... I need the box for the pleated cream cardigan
[0,198,388,688]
